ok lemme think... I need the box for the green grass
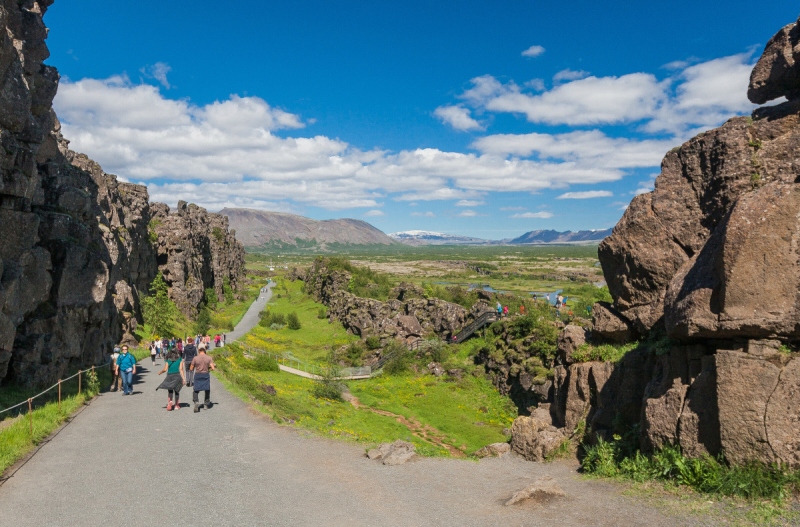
[240,278,358,363]
[214,347,515,456]
[581,431,800,525]
[0,366,111,475]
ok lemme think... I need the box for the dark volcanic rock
[0,2,245,386]
[151,201,245,319]
[748,15,800,104]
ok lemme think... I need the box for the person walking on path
[156,349,185,411]
[520,305,525,316]
[115,345,137,395]
[182,339,198,387]
[190,348,216,413]
[150,343,156,364]
[503,305,509,317]
[109,346,121,392]
[496,302,502,317]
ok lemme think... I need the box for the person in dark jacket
[182,340,198,387]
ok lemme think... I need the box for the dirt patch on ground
[348,396,465,457]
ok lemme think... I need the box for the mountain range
[219,208,612,250]
[219,208,396,249]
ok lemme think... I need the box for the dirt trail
[347,395,466,457]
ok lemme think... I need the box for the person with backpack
[115,345,137,395]
[496,302,502,317]
[156,349,185,411]
[190,347,216,413]
[150,342,157,364]
[503,305,509,317]
[182,338,198,387]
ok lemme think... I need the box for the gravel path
[0,360,701,526]
[224,282,273,345]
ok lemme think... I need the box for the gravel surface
[224,282,273,345]
[0,360,702,526]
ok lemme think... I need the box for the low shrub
[582,436,800,502]
[317,307,327,319]
[241,354,280,372]
[287,312,301,330]
[269,323,285,330]
[365,335,381,350]
[382,341,410,376]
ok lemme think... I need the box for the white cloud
[553,69,589,82]
[455,209,479,217]
[556,190,613,199]
[512,211,554,219]
[395,188,484,202]
[456,53,758,132]
[612,201,629,211]
[456,199,485,207]
[631,175,656,195]
[140,62,172,89]
[411,211,435,217]
[521,45,545,58]
[433,104,483,131]
[472,130,677,169]
[363,209,385,217]
[524,79,546,91]
[500,206,526,211]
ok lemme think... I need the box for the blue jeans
[120,370,133,394]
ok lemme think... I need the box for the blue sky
[45,1,798,238]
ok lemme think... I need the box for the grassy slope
[239,278,357,363]
[218,277,517,456]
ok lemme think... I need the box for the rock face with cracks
[0,2,244,387]
[301,258,470,342]
[513,15,800,468]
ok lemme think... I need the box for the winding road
[0,280,701,526]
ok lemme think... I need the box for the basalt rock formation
[150,201,244,319]
[300,258,470,342]
[0,2,244,387]
[512,15,800,466]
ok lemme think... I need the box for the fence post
[78,370,81,395]
[58,380,62,413]
[28,399,33,441]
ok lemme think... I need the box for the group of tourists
[108,334,218,413]
[492,293,571,320]
[155,336,216,413]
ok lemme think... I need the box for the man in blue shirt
[115,345,137,395]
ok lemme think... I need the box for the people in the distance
[182,338,198,387]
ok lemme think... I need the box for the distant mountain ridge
[388,230,490,246]
[509,228,613,244]
[390,228,611,246]
[219,208,397,249]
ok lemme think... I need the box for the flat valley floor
[0,364,705,527]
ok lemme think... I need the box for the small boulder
[427,362,445,376]
[366,439,417,465]
[505,475,566,506]
[259,384,277,396]
[474,442,511,458]
[510,415,567,462]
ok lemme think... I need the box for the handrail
[0,359,112,416]
[450,311,498,344]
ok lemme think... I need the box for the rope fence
[0,360,113,442]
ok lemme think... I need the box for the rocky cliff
[300,258,471,342]
[510,15,800,467]
[0,2,244,387]
[151,202,245,319]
